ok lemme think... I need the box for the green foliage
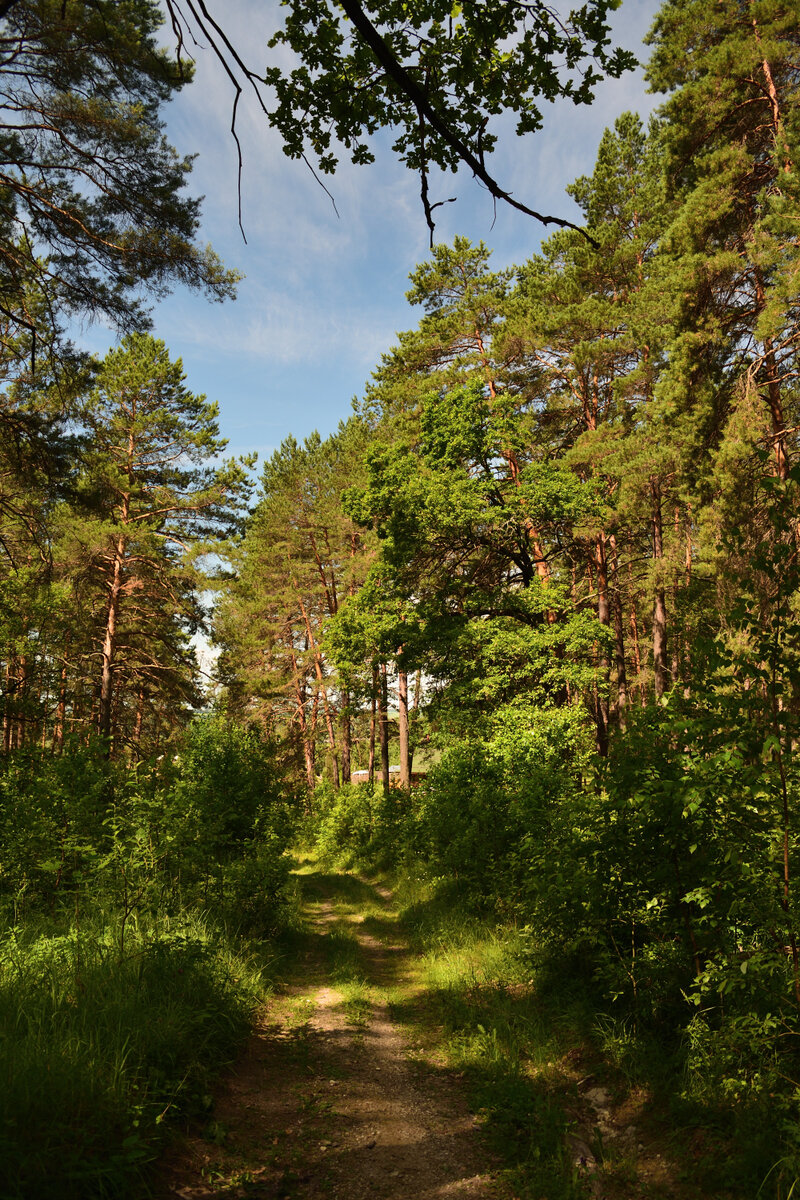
[0,739,112,919]
[69,333,253,746]
[307,781,409,866]
[0,0,237,360]
[265,0,634,223]
[170,714,295,933]
[174,716,292,853]
[0,716,297,1195]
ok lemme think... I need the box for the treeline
[0,328,298,1198]
[218,1,800,1191]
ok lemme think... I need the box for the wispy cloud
[159,290,401,368]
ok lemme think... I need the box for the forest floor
[152,860,708,1200]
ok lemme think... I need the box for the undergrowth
[0,912,272,1200]
[0,719,298,1199]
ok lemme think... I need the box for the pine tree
[217,423,374,789]
[0,0,237,362]
[647,0,800,481]
[500,114,681,734]
[64,333,249,752]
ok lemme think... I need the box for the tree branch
[337,0,598,245]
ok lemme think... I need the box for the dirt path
[154,864,504,1200]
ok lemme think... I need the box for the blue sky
[81,0,662,468]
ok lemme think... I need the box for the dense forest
[1,0,800,1197]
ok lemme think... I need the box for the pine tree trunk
[609,534,628,725]
[651,479,670,700]
[292,654,316,790]
[671,507,682,685]
[296,594,339,787]
[132,682,145,754]
[595,534,610,755]
[340,688,352,784]
[398,667,410,787]
[368,665,377,785]
[15,654,28,748]
[379,662,390,796]
[53,637,70,753]
[3,657,13,754]
[410,668,421,774]
[98,536,125,742]
[627,560,644,706]
[476,331,551,586]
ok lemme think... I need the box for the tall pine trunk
[650,479,670,700]
[368,664,377,785]
[340,689,352,784]
[378,662,390,796]
[53,636,70,753]
[398,666,410,787]
[608,534,628,724]
[594,533,610,755]
[98,535,126,743]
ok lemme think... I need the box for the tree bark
[340,688,352,784]
[53,636,70,753]
[3,657,14,754]
[98,534,126,743]
[398,666,410,787]
[608,534,628,725]
[474,329,552,586]
[132,682,145,755]
[378,662,390,796]
[752,266,789,480]
[594,533,610,755]
[296,592,340,787]
[627,560,644,706]
[291,650,316,790]
[368,664,377,786]
[650,479,670,700]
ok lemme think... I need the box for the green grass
[384,870,800,1200]
[0,910,272,1200]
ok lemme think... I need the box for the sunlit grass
[379,871,591,1200]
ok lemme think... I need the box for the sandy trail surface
[153,866,504,1200]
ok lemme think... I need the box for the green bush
[0,739,119,919]
[0,716,299,1196]
[218,833,292,936]
[309,781,409,865]
[409,704,591,910]
[167,716,295,920]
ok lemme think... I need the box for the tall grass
[0,911,268,1199]
[0,721,297,1197]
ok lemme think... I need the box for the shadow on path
[152,863,504,1200]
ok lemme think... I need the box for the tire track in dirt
[153,866,505,1200]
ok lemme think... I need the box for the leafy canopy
[163,0,635,238]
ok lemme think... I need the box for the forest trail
[154,860,504,1200]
